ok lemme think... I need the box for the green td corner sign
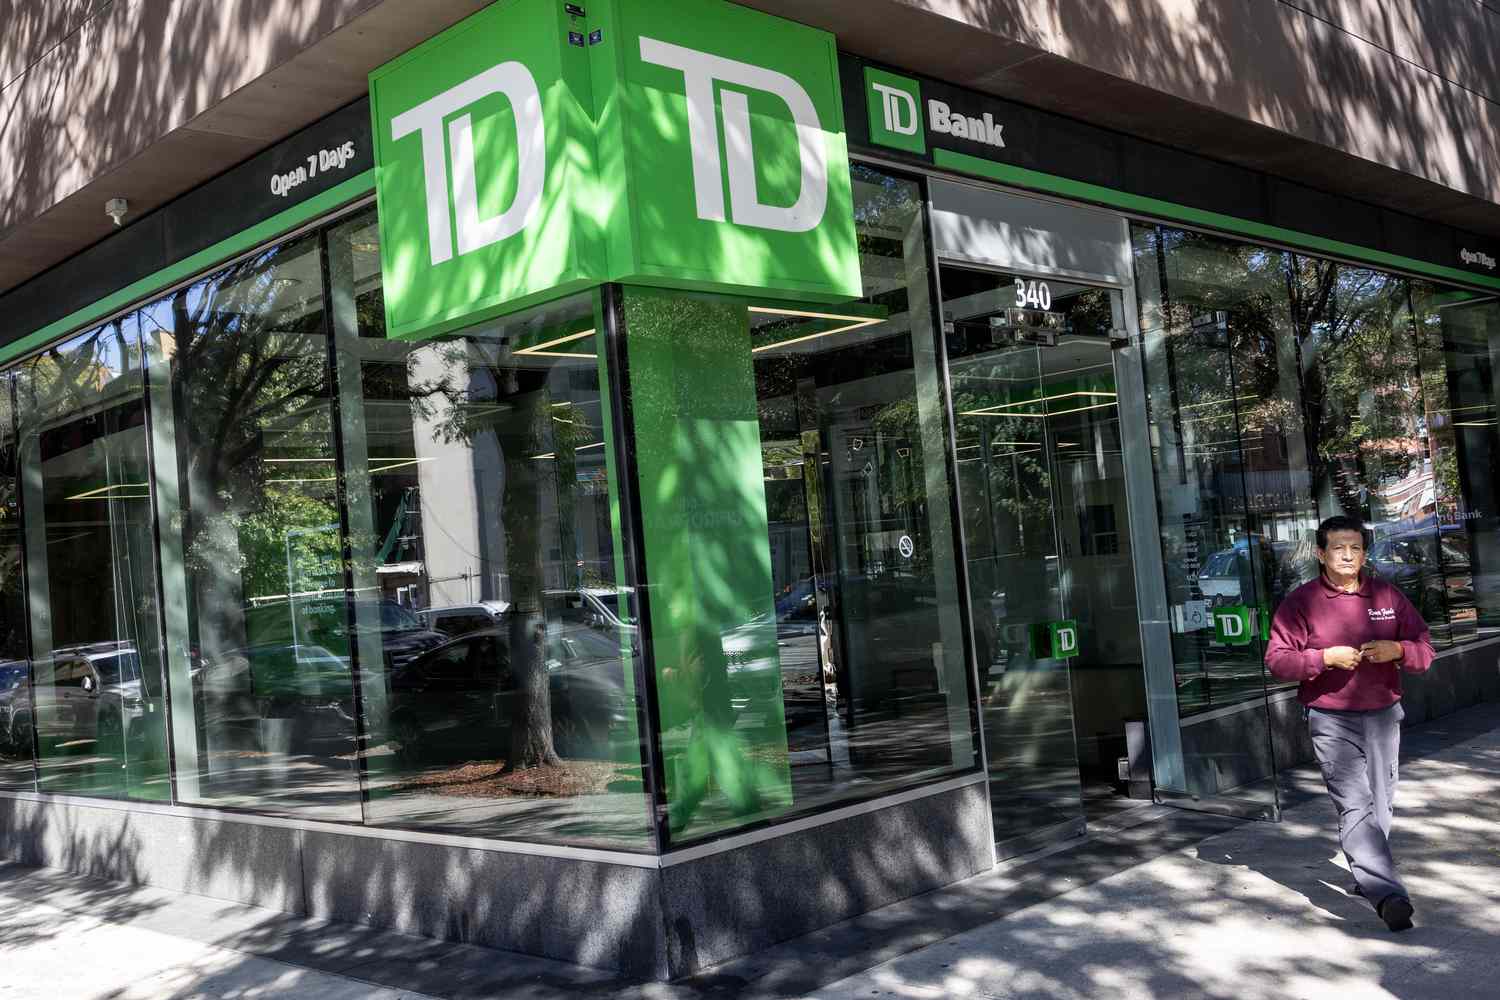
[369,0,861,341]
[1031,619,1079,659]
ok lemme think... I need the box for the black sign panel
[163,98,372,264]
[1,98,373,351]
[840,53,1500,287]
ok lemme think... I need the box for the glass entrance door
[942,262,1284,855]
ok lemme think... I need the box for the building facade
[1,0,1498,981]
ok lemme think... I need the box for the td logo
[640,38,828,233]
[390,62,545,267]
[1212,606,1254,646]
[1029,619,1079,659]
[865,67,925,154]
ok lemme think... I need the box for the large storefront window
[0,373,32,787]
[1134,223,1500,810]
[1414,286,1500,640]
[327,212,652,849]
[14,322,171,800]
[143,235,363,820]
[623,165,977,844]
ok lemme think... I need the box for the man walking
[1265,514,1434,932]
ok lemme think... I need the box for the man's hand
[1322,646,1362,670]
[1361,640,1403,664]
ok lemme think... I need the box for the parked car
[243,597,448,673]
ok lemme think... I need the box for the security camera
[105,198,128,226]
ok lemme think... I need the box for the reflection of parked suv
[33,642,149,751]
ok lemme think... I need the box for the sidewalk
[2,703,1497,1000]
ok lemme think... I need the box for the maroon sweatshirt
[1264,572,1435,710]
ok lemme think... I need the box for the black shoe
[1378,895,1415,932]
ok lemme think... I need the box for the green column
[623,289,791,839]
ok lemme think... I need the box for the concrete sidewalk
[2,703,1498,1000]
[804,706,1500,1000]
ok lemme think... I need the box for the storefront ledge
[0,769,986,871]
[0,773,993,979]
[0,789,657,868]
[659,771,987,866]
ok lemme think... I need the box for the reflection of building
[2,0,1500,985]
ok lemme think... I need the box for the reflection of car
[32,642,149,751]
[388,631,510,764]
[1197,550,1241,599]
[243,597,447,673]
[0,660,31,753]
[419,601,509,639]
[1197,537,1289,604]
[1369,527,1473,622]
[386,624,632,765]
[547,588,640,650]
[351,600,449,669]
[206,643,353,710]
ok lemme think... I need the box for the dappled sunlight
[804,702,1500,1000]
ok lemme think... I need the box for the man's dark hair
[1316,514,1370,550]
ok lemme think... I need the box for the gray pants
[1308,702,1407,908]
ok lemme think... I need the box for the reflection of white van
[419,601,509,639]
[1197,550,1242,600]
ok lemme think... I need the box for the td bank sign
[864,66,1006,157]
[370,0,859,340]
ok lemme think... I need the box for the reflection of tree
[147,238,339,658]
[1287,258,1422,517]
[1144,228,1425,525]
[414,340,596,771]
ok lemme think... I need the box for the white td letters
[391,62,546,266]
[1215,611,1247,639]
[639,37,828,233]
[871,82,919,137]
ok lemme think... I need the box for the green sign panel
[369,0,861,341]
[1031,619,1079,659]
[864,67,925,154]
[369,0,601,341]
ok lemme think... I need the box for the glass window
[0,373,34,787]
[1413,285,1500,641]
[326,210,652,850]
[623,165,977,844]
[1133,222,1498,814]
[15,320,170,800]
[1131,226,1297,812]
[1287,260,1452,644]
[140,234,362,820]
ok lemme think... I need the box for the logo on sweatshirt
[1368,607,1396,622]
